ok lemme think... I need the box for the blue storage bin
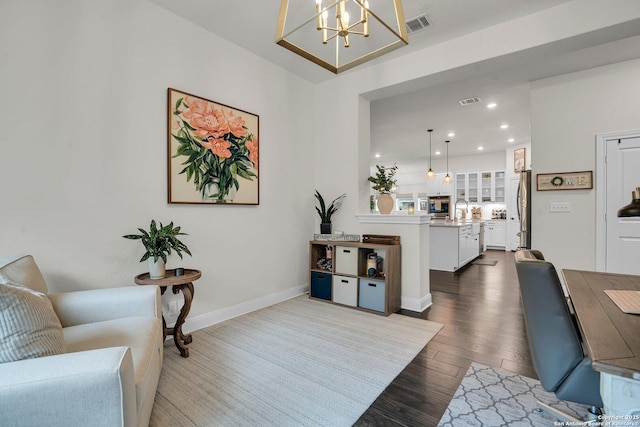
[311,271,332,301]
[359,279,385,312]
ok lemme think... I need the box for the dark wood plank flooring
[355,250,536,426]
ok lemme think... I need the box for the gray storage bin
[359,278,385,312]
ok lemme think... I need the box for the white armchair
[0,255,163,427]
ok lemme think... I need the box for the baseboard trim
[401,293,432,313]
[183,284,308,333]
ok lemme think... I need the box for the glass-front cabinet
[482,172,492,202]
[455,170,505,203]
[455,174,465,201]
[468,172,479,202]
[494,171,505,202]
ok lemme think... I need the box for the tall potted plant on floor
[368,164,397,215]
[123,220,192,278]
[314,190,346,234]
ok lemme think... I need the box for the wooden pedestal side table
[135,269,201,358]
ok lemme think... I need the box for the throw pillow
[0,278,66,363]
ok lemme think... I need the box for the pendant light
[443,140,452,184]
[425,129,435,180]
[617,187,640,217]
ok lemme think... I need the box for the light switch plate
[550,202,571,213]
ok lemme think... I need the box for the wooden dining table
[562,269,640,417]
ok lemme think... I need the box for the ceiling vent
[458,97,481,106]
[405,14,431,34]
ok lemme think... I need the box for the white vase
[148,257,166,279]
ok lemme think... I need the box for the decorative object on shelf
[168,88,259,205]
[425,129,435,180]
[366,253,384,278]
[618,187,640,217]
[314,190,346,234]
[313,233,361,241]
[369,164,397,215]
[376,194,394,215]
[275,0,408,74]
[407,204,415,215]
[443,140,452,184]
[514,147,526,173]
[123,220,192,279]
[316,257,333,271]
[367,253,378,277]
[362,234,400,245]
[536,171,593,191]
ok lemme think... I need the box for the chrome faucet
[454,198,469,220]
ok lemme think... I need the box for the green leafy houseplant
[368,164,398,193]
[123,220,192,263]
[314,190,346,223]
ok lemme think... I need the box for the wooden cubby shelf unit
[309,240,401,316]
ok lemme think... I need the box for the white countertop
[430,219,484,227]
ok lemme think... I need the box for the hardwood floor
[355,250,536,427]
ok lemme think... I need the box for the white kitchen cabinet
[430,223,480,271]
[459,226,479,266]
[494,171,506,203]
[427,173,454,196]
[456,170,504,203]
[484,221,506,249]
[481,171,506,202]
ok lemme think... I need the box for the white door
[605,136,640,274]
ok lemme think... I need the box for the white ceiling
[149,0,640,161]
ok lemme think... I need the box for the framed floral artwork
[514,147,525,173]
[168,88,259,205]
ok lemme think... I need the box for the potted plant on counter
[123,220,192,279]
[368,164,397,215]
[314,190,346,234]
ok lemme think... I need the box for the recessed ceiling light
[508,138,515,143]
[375,153,380,158]
[447,132,455,137]
[435,151,441,155]
[478,146,484,151]
[500,124,509,129]
[487,103,497,109]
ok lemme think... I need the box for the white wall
[0,0,315,322]
[530,58,640,270]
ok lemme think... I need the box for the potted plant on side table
[123,219,192,278]
[314,190,346,234]
[368,164,397,215]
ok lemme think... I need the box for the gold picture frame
[536,171,593,191]
[168,88,259,205]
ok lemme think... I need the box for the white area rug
[151,295,443,426]
[438,363,591,426]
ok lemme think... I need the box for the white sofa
[0,255,163,427]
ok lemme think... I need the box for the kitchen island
[430,219,484,272]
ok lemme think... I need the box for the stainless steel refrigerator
[517,170,532,249]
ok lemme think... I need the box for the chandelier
[275,0,408,74]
